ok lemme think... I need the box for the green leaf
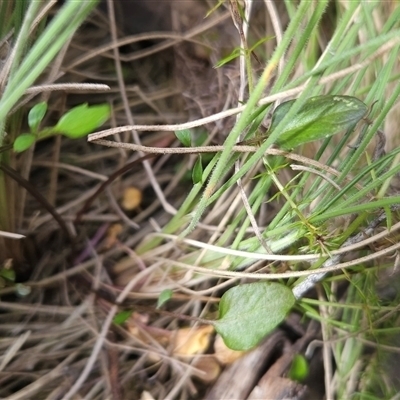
[384,205,392,231]
[28,102,47,132]
[249,36,273,53]
[215,38,271,69]
[157,289,173,308]
[54,103,110,138]
[288,354,309,382]
[214,282,296,351]
[192,130,208,146]
[192,155,203,184]
[271,95,368,150]
[215,47,242,68]
[0,268,15,282]
[113,309,133,325]
[205,0,225,18]
[175,129,192,147]
[13,133,36,152]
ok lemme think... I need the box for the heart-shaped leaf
[271,95,368,150]
[214,282,295,350]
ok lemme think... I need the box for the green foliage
[130,2,400,398]
[157,289,173,308]
[205,0,225,18]
[214,282,296,350]
[0,267,15,282]
[0,1,101,145]
[0,0,102,246]
[215,37,272,68]
[288,354,309,382]
[13,102,110,153]
[113,310,133,325]
[0,265,15,289]
[214,47,243,68]
[13,133,36,152]
[175,129,192,147]
[272,95,368,150]
[54,103,110,138]
[192,155,203,184]
[10,2,393,397]
[28,101,47,132]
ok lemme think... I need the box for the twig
[154,217,400,261]
[153,218,400,281]
[24,82,110,94]
[0,230,25,239]
[290,164,342,191]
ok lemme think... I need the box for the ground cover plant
[1,0,400,399]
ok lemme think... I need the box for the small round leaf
[288,354,309,382]
[13,133,36,153]
[214,282,295,351]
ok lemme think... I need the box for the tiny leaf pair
[14,102,48,152]
[13,102,110,153]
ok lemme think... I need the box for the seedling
[13,102,110,153]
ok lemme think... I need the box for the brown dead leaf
[126,320,214,358]
[192,356,221,382]
[214,334,246,365]
[172,325,214,356]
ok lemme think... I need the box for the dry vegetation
[1,1,400,399]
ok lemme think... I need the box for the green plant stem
[0,0,99,145]
[203,2,329,212]
[5,1,41,85]
[274,0,330,92]
[136,155,219,254]
[263,158,316,234]
[0,1,42,145]
[180,0,311,236]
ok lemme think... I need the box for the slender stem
[263,157,317,235]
